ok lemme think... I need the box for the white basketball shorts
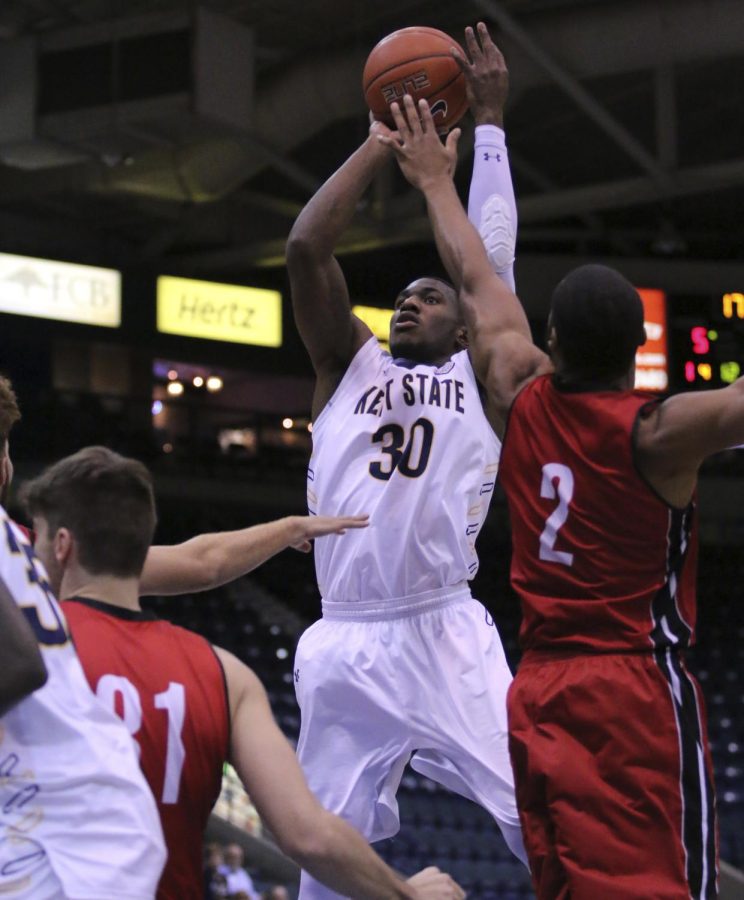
[294,588,527,899]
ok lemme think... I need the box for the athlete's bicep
[639,379,744,469]
[288,248,372,378]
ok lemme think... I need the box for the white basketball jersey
[0,512,165,899]
[309,338,501,605]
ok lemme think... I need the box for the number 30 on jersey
[369,417,434,480]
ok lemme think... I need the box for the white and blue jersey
[308,338,501,606]
[0,512,165,900]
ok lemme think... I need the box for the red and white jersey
[0,513,165,900]
[309,338,501,605]
[63,597,230,900]
[499,375,698,654]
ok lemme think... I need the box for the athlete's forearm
[424,177,506,299]
[141,518,302,596]
[295,811,418,900]
[287,136,391,262]
[467,125,517,292]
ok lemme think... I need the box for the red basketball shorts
[508,649,718,899]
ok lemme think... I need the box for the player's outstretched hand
[407,866,466,899]
[453,22,508,127]
[289,514,369,552]
[377,94,460,191]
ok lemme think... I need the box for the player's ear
[0,442,12,490]
[455,325,468,349]
[54,527,74,565]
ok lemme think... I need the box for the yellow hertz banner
[157,276,282,347]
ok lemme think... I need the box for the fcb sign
[157,276,282,348]
[635,288,668,392]
[0,253,121,328]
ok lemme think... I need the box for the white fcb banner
[0,253,121,328]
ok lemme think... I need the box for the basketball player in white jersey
[286,25,526,899]
[0,507,166,899]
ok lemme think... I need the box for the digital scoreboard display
[668,292,744,391]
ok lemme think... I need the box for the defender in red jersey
[61,599,229,900]
[22,446,464,900]
[381,92,744,899]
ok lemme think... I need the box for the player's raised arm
[636,376,744,508]
[286,128,395,419]
[0,573,47,715]
[381,93,549,434]
[460,23,517,292]
[139,514,369,596]
[215,649,465,900]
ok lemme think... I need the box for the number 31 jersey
[309,338,502,605]
[499,374,698,655]
[62,597,230,900]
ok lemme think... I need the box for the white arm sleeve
[467,125,517,292]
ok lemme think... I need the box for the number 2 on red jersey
[539,463,574,566]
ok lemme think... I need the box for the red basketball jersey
[499,375,698,654]
[63,597,230,900]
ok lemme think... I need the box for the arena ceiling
[1,0,744,301]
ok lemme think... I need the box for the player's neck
[61,572,142,611]
[554,369,634,392]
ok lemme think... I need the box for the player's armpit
[286,247,365,375]
[635,377,744,507]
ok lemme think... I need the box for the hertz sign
[0,253,120,327]
[157,276,282,347]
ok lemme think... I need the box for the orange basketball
[363,26,468,133]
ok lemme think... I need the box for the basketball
[363,26,468,133]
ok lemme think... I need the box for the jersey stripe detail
[654,648,718,899]
[649,507,695,649]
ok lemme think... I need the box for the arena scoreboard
[667,291,744,392]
